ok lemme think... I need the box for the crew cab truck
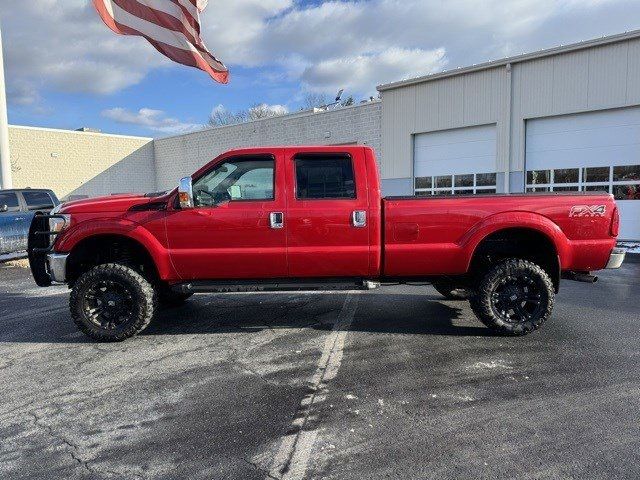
[28,146,625,341]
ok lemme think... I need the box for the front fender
[55,217,177,281]
[458,211,572,271]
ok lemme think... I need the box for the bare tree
[341,95,355,107]
[302,92,328,109]
[247,103,287,121]
[208,103,287,127]
[208,106,246,127]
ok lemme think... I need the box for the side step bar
[172,278,381,294]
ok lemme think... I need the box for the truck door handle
[352,210,367,228]
[270,212,284,229]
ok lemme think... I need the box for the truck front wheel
[470,258,554,335]
[70,263,157,342]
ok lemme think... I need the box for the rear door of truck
[284,147,371,277]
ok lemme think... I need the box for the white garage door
[526,107,640,240]
[414,124,498,196]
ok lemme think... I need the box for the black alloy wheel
[490,273,544,324]
[470,258,554,335]
[70,263,157,341]
[83,279,135,330]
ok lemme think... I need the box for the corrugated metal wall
[381,36,640,187]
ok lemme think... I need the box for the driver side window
[192,157,275,207]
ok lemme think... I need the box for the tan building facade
[8,126,154,199]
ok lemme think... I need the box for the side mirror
[178,177,194,209]
[0,204,8,213]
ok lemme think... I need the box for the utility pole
[0,23,13,189]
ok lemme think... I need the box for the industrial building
[378,30,640,240]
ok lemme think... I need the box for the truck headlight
[49,215,71,233]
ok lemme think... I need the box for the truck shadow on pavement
[0,291,497,344]
[143,293,495,338]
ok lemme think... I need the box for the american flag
[93,0,229,84]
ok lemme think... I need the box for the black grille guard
[27,213,68,287]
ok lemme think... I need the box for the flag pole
[0,23,12,189]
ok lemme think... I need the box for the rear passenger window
[22,191,54,210]
[295,155,356,200]
[0,192,19,209]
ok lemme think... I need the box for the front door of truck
[165,150,288,280]
[285,149,370,278]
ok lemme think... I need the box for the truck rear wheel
[470,258,554,335]
[70,263,157,342]
[432,280,471,300]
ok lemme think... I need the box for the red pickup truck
[28,146,625,341]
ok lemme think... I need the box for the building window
[584,166,610,183]
[553,168,579,184]
[434,176,452,189]
[415,177,432,189]
[526,164,640,200]
[414,172,497,196]
[527,170,550,185]
[454,174,474,188]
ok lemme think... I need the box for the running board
[172,278,380,294]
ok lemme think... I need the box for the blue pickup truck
[0,189,60,255]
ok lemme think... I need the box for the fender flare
[56,218,177,281]
[458,211,572,272]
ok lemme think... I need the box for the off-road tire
[432,280,471,300]
[158,288,194,307]
[70,263,157,342]
[470,258,554,335]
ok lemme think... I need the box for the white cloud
[0,0,167,100]
[6,83,40,106]
[101,107,202,134]
[303,47,447,94]
[1,0,637,107]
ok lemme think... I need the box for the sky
[2,0,640,138]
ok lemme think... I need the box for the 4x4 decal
[569,205,606,217]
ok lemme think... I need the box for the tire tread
[70,263,157,342]
[470,258,554,335]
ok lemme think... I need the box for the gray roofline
[378,29,640,92]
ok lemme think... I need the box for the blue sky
[3,0,640,138]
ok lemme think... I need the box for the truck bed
[382,192,617,277]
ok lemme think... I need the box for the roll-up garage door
[526,107,640,240]
[413,124,498,196]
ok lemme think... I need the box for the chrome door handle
[352,210,367,228]
[270,212,284,229]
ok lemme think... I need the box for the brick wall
[8,126,155,199]
[154,101,382,190]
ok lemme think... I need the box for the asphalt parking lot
[1,261,639,480]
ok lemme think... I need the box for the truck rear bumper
[606,248,626,269]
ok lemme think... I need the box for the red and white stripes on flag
[93,0,229,84]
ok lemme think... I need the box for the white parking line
[269,293,359,480]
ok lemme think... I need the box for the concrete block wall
[8,126,155,199]
[154,101,382,190]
